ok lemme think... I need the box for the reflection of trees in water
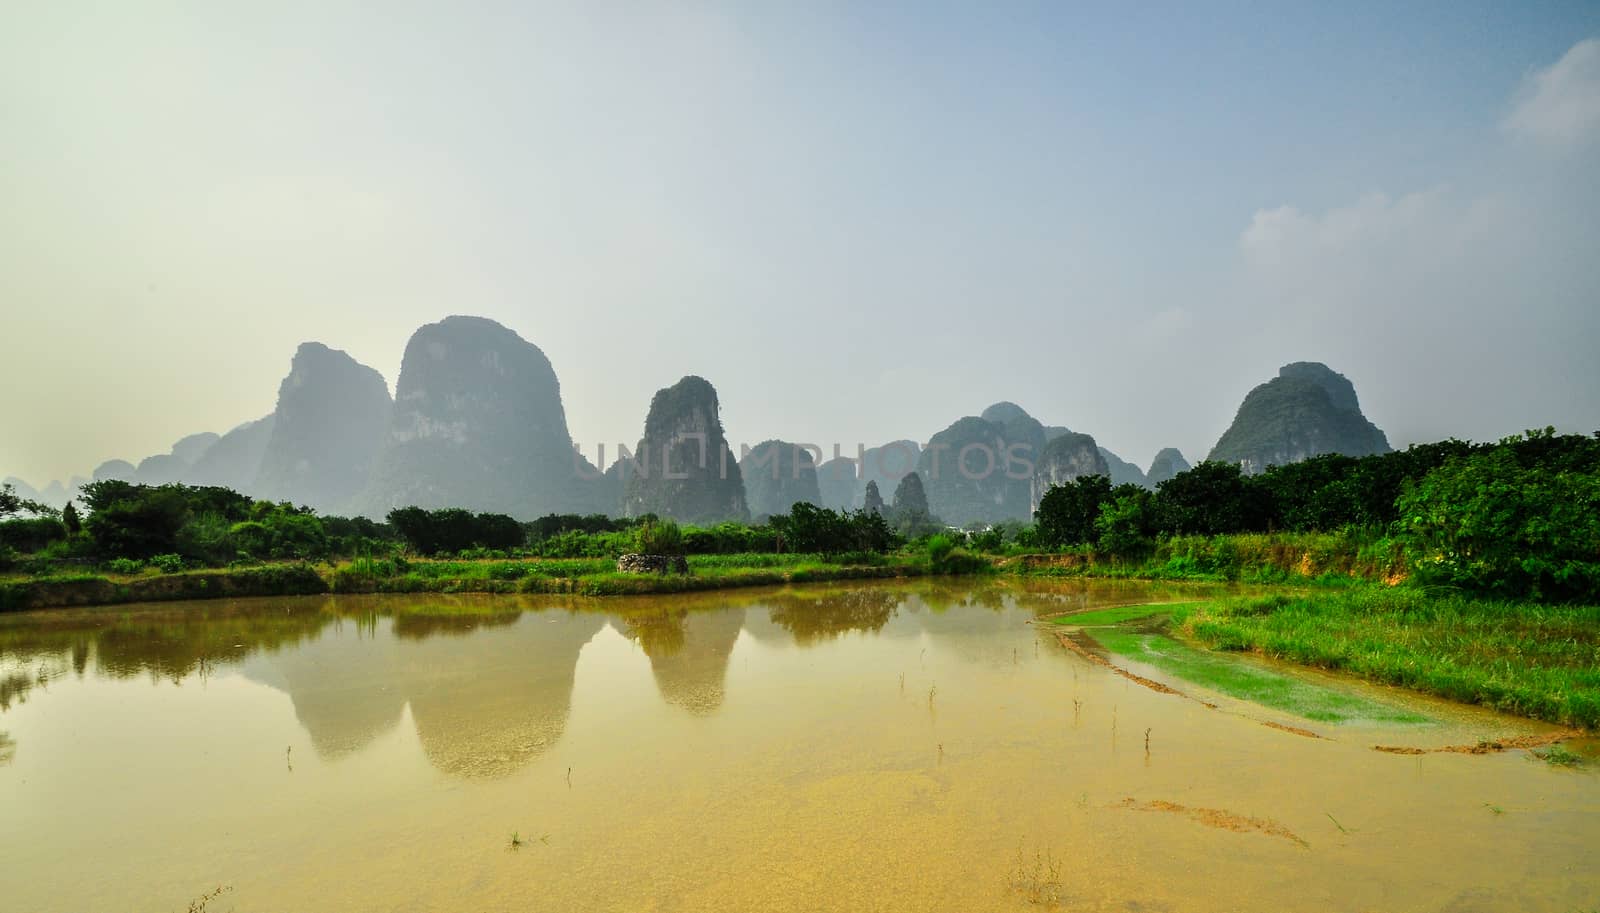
[0,671,35,711]
[0,607,329,707]
[0,626,97,709]
[390,611,521,640]
[0,730,13,765]
[29,605,336,683]
[914,582,1007,614]
[764,588,899,645]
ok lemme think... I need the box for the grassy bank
[1170,588,1600,729]
[1000,530,1404,586]
[0,551,970,611]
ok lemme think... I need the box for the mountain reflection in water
[0,579,1218,778]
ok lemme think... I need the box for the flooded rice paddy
[1,579,1595,912]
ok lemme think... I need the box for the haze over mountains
[10,316,1399,526]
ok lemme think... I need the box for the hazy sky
[4,2,1599,486]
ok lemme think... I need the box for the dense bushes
[770,503,898,555]
[0,517,68,552]
[523,507,897,559]
[1030,428,1600,600]
[74,481,343,565]
[633,518,685,555]
[386,507,523,555]
[1035,475,1112,547]
[523,513,633,541]
[1396,447,1600,601]
[82,482,196,559]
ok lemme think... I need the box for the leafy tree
[1152,462,1265,536]
[0,517,68,552]
[1095,485,1155,556]
[320,515,399,554]
[845,508,898,553]
[387,507,524,555]
[526,513,630,541]
[85,486,190,558]
[770,503,898,554]
[1343,439,1475,527]
[1033,474,1112,547]
[61,501,81,534]
[176,512,237,564]
[0,482,55,520]
[228,507,330,560]
[1256,454,1359,531]
[1396,448,1600,601]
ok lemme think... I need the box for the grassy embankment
[1054,590,1600,729]
[0,530,1414,612]
[0,551,968,611]
[1177,589,1600,729]
[1002,530,1405,586]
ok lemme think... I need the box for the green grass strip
[1175,589,1600,729]
[1090,628,1430,724]
[1049,602,1204,627]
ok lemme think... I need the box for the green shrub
[634,518,685,555]
[105,557,144,575]
[931,546,991,575]
[1396,446,1600,601]
[149,553,186,574]
[925,534,955,566]
[388,507,523,555]
[0,517,68,552]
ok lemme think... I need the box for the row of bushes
[1031,429,1600,601]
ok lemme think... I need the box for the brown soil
[1372,730,1579,755]
[1261,720,1325,739]
[1114,798,1309,847]
[1051,630,1184,696]
[1005,554,1090,571]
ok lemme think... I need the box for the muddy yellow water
[1,580,1595,912]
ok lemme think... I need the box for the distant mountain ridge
[17,334,1395,524]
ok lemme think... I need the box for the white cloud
[1504,37,1600,146]
[1231,175,1597,448]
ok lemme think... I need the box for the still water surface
[1,580,1595,912]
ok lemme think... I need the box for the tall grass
[1174,588,1600,728]
[1007,530,1403,585]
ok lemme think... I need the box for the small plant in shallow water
[184,885,232,913]
[1008,841,1064,906]
[1532,744,1583,767]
